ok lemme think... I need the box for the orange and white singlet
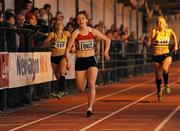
[75,28,95,51]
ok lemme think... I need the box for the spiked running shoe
[86,110,94,117]
[164,85,171,94]
[157,91,162,102]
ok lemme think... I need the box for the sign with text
[9,52,56,88]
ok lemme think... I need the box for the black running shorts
[75,56,98,71]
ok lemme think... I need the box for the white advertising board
[9,52,56,88]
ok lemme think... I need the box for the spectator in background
[0,11,4,51]
[64,23,74,34]
[138,35,144,55]
[87,18,93,27]
[37,8,48,33]
[112,29,121,40]
[22,0,33,18]
[119,24,124,35]
[25,0,33,13]
[5,8,15,15]
[122,27,129,43]
[16,13,25,28]
[43,3,53,26]
[32,7,39,19]
[15,13,26,51]
[0,11,3,26]
[24,13,39,48]
[24,12,39,32]
[99,20,106,33]
[128,31,136,41]
[56,11,64,21]
[4,12,18,51]
[65,17,78,31]
[105,29,113,40]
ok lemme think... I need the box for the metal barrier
[96,40,153,84]
[0,27,49,52]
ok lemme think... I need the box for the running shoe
[157,91,162,102]
[55,92,66,98]
[50,93,57,98]
[164,85,171,94]
[86,110,94,117]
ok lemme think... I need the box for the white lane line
[79,79,180,131]
[26,129,68,131]
[154,105,180,131]
[66,111,113,114]
[110,123,148,125]
[40,124,79,126]
[9,80,153,131]
[100,129,140,131]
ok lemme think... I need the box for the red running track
[0,61,180,131]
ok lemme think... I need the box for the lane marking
[26,129,68,131]
[79,79,180,131]
[9,80,153,131]
[110,123,148,125]
[154,105,180,131]
[100,129,140,131]
[40,124,79,126]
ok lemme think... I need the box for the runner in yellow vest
[42,19,71,98]
[151,16,178,102]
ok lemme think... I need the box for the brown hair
[76,10,89,20]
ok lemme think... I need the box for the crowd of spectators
[0,0,150,56]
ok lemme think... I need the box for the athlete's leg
[162,56,172,93]
[51,63,59,79]
[58,57,67,93]
[153,62,162,101]
[86,67,98,115]
[51,63,60,97]
[75,70,87,92]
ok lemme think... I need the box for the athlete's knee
[77,86,86,92]
[88,81,95,89]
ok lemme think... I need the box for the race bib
[157,37,169,45]
[79,39,94,50]
[55,41,66,49]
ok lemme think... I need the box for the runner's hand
[173,46,178,54]
[104,53,111,61]
[66,62,71,71]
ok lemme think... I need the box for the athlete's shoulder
[70,29,79,39]
[88,27,97,36]
[152,28,157,32]
[49,32,55,36]
[166,28,173,32]
[63,31,71,37]
[72,28,79,34]
[166,28,174,35]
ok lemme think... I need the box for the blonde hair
[156,16,168,29]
